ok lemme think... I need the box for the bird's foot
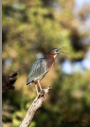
[37,90,45,98]
[34,90,45,102]
[38,86,51,97]
[34,86,51,102]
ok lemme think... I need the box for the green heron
[26,44,67,95]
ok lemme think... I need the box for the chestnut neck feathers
[45,53,57,71]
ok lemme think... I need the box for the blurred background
[2,0,90,127]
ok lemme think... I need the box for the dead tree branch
[2,70,18,94]
[19,86,51,127]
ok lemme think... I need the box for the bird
[26,44,68,95]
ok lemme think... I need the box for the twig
[19,86,51,127]
[2,70,18,94]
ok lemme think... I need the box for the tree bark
[2,70,18,94]
[19,86,51,127]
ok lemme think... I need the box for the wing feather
[26,58,46,84]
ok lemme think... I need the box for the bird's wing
[26,58,46,84]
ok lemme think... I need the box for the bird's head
[46,44,68,59]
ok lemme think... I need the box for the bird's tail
[26,82,31,85]
[26,77,33,85]
[26,82,29,85]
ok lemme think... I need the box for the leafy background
[2,0,90,127]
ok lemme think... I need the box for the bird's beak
[56,44,69,53]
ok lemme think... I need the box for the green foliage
[2,0,90,127]
[33,72,90,127]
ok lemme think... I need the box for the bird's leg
[37,80,42,91]
[35,84,39,95]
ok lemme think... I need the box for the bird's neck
[45,55,56,71]
[45,54,57,59]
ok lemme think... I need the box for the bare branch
[19,86,51,127]
[2,70,18,94]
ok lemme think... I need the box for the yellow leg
[37,80,42,90]
[35,84,38,94]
